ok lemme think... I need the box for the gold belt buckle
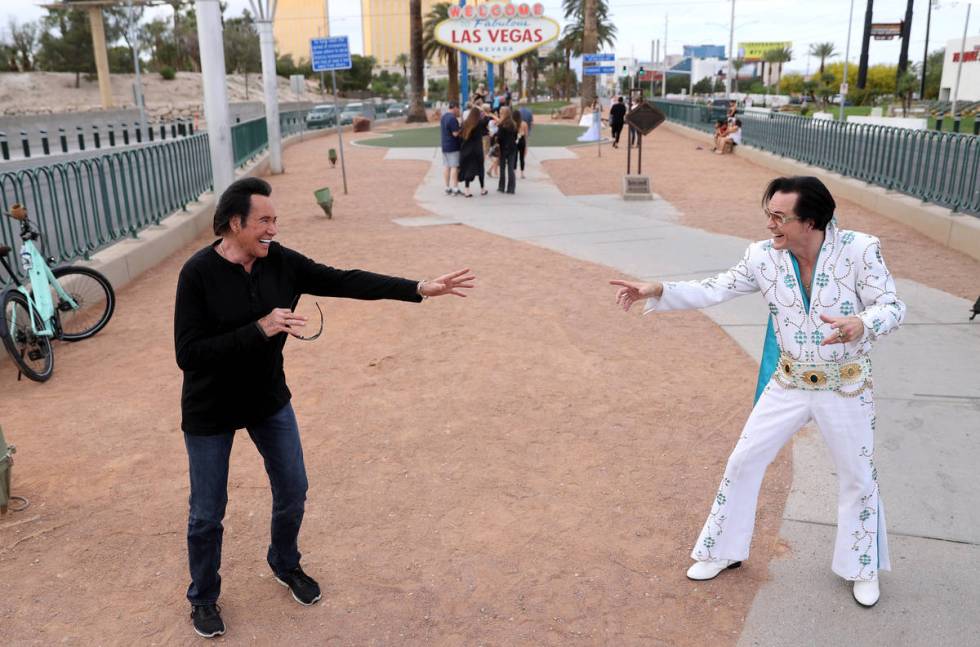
[802,370,828,387]
[841,362,862,383]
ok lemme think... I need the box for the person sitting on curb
[712,118,729,152]
[717,118,742,154]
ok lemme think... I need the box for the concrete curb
[73,125,345,289]
[660,121,980,263]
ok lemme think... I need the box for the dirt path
[543,125,980,300]
[0,124,788,646]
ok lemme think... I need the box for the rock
[558,104,578,120]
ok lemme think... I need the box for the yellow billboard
[738,41,792,61]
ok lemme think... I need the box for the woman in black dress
[458,107,491,197]
[495,106,519,194]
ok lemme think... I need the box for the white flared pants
[691,380,889,581]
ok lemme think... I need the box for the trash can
[314,187,333,219]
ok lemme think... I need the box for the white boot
[686,559,742,581]
[853,577,880,607]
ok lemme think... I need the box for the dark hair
[448,100,459,109]
[617,96,624,103]
[716,119,726,127]
[762,176,836,230]
[735,118,742,126]
[213,177,272,235]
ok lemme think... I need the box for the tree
[765,46,792,93]
[809,42,837,76]
[164,0,188,70]
[406,0,427,122]
[923,48,944,100]
[395,52,409,80]
[223,11,260,99]
[895,69,918,116]
[692,76,714,94]
[780,73,806,95]
[335,55,376,92]
[7,19,39,71]
[560,0,617,104]
[580,0,598,109]
[422,3,458,104]
[731,58,745,93]
[37,8,96,88]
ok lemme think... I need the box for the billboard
[738,41,792,61]
[434,2,560,64]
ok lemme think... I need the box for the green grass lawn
[526,100,573,115]
[359,124,588,148]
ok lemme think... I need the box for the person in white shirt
[718,118,742,154]
[609,176,904,609]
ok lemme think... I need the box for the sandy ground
[542,125,980,301]
[0,121,790,645]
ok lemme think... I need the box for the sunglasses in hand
[289,301,324,341]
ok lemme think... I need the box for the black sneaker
[190,604,225,638]
[275,565,322,606]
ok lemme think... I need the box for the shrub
[160,66,176,81]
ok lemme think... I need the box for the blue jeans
[183,403,308,605]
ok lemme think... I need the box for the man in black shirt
[609,96,627,148]
[174,177,474,638]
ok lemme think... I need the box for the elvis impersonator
[610,176,904,608]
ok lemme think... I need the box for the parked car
[386,102,407,117]
[830,95,853,106]
[339,102,377,125]
[305,105,337,129]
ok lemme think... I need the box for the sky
[3,0,977,74]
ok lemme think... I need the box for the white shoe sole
[686,560,742,581]
[275,577,322,606]
[193,626,225,638]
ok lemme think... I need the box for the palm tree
[560,0,617,59]
[423,3,459,105]
[395,52,409,79]
[771,46,793,93]
[731,58,745,93]
[809,42,837,76]
[406,0,427,122]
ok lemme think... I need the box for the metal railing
[0,119,197,162]
[1,134,213,277]
[653,100,980,216]
[0,108,313,279]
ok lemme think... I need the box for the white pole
[662,14,668,98]
[127,0,147,133]
[253,1,283,174]
[726,0,735,98]
[950,3,972,126]
[196,0,235,194]
[840,0,855,122]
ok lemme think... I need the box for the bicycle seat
[0,245,10,256]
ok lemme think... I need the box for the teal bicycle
[0,204,115,382]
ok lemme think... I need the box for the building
[940,35,980,103]
[683,44,725,59]
[361,0,442,68]
[273,0,329,65]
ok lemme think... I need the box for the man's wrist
[417,280,428,300]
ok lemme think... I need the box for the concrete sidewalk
[400,145,980,645]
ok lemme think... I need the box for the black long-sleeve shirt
[174,241,422,435]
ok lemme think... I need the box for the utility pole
[857,0,873,89]
[251,0,283,174]
[126,0,147,134]
[841,0,856,122]
[896,0,914,79]
[920,0,934,99]
[726,0,735,98]
[662,14,668,98]
[196,0,234,195]
[951,2,972,133]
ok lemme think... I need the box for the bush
[160,66,176,81]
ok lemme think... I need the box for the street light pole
[251,0,283,174]
[726,0,735,99]
[951,2,972,133]
[126,0,147,134]
[840,0,856,122]
[662,14,668,98]
[920,0,934,100]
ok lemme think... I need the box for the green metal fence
[653,100,980,216]
[1,110,310,279]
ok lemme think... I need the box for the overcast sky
[3,0,977,74]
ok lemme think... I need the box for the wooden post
[88,7,113,109]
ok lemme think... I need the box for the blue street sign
[583,53,616,63]
[583,66,615,75]
[310,36,352,72]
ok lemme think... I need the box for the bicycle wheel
[1,290,54,382]
[49,266,115,341]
